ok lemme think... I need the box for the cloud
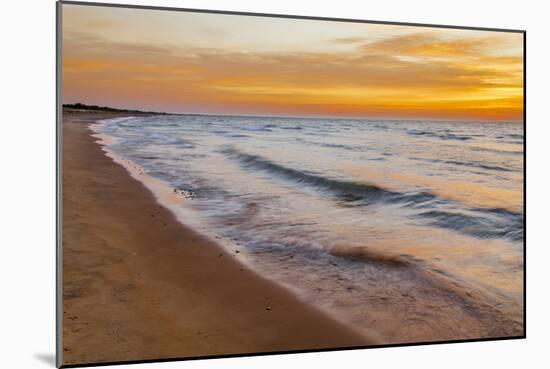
[63,29,523,120]
[359,31,521,60]
[330,36,366,44]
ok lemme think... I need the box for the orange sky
[62,4,524,121]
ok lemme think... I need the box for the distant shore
[62,103,171,115]
[61,109,372,366]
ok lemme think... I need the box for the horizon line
[62,103,524,124]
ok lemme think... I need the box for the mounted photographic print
[57,1,525,367]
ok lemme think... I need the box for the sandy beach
[61,109,372,366]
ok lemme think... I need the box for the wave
[470,146,523,156]
[242,230,419,270]
[235,124,303,132]
[309,141,359,151]
[328,246,415,267]
[416,210,523,242]
[407,129,473,141]
[222,147,523,242]
[497,133,523,140]
[237,125,275,132]
[295,138,362,152]
[98,116,138,128]
[445,160,512,172]
[146,132,195,146]
[221,147,440,208]
[211,129,250,138]
[414,158,513,172]
[225,133,251,138]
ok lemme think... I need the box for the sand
[61,110,372,366]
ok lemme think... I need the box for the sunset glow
[62,5,524,121]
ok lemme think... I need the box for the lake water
[92,115,524,343]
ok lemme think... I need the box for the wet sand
[61,110,372,366]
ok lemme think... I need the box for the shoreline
[61,110,373,366]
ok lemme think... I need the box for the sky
[62,4,524,121]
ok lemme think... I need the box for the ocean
[91,114,524,343]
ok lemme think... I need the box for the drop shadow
[34,353,56,367]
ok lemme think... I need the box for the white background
[1,0,547,368]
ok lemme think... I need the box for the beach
[61,110,371,366]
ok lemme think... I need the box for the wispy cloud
[361,32,500,57]
[330,36,366,44]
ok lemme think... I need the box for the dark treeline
[63,103,169,115]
